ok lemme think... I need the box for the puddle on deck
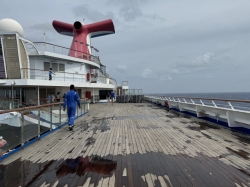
[0,155,117,187]
[0,152,249,187]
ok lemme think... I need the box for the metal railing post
[21,111,24,147]
[200,99,204,105]
[228,102,235,110]
[50,105,52,130]
[81,101,83,115]
[38,108,40,138]
[59,103,61,125]
[212,100,217,108]
[84,100,86,113]
[191,99,195,104]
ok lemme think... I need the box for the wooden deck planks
[1,103,250,187]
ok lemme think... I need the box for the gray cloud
[119,4,143,21]
[175,52,215,69]
[2,0,250,94]
[141,68,154,79]
[72,4,117,23]
[30,23,55,32]
[116,65,128,73]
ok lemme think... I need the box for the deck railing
[20,68,114,85]
[0,99,89,157]
[32,42,100,65]
[148,96,250,111]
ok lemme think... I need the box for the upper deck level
[0,33,117,88]
[0,102,250,186]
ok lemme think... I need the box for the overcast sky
[1,0,250,94]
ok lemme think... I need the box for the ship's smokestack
[53,19,115,56]
[74,21,82,30]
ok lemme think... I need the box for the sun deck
[1,103,250,187]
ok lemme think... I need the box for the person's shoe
[69,125,73,131]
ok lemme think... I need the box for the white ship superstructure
[0,18,117,108]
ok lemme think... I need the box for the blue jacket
[49,70,52,76]
[111,92,115,98]
[63,90,81,109]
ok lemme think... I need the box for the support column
[93,88,95,103]
[38,86,40,106]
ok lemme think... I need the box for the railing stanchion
[59,103,61,125]
[21,111,24,147]
[81,101,83,115]
[228,102,235,110]
[200,99,204,105]
[38,108,40,138]
[212,100,217,108]
[84,100,86,113]
[50,105,52,131]
[191,99,195,104]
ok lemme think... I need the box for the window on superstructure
[44,62,50,71]
[59,64,65,72]
[52,63,58,71]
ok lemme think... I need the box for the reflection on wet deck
[1,103,250,187]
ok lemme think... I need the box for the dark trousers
[67,107,76,125]
[49,75,52,80]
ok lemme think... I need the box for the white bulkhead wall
[29,57,91,75]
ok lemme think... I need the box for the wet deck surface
[1,103,250,187]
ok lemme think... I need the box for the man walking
[49,68,55,80]
[63,85,81,131]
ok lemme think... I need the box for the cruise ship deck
[1,103,250,187]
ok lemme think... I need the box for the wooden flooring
[0,103,250,187]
